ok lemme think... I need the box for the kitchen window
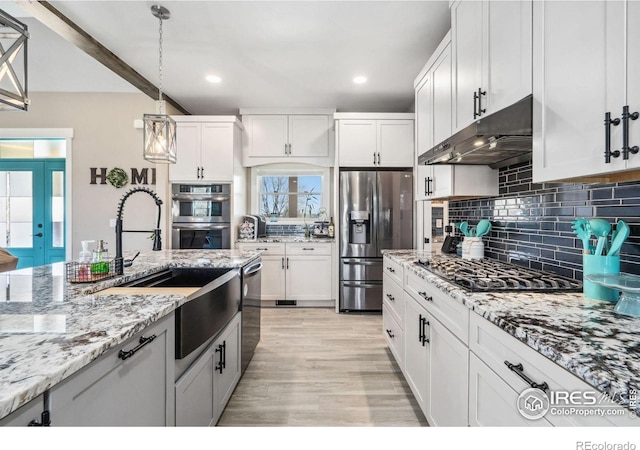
[251,164,330,221]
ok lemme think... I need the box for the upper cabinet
[170,116,243,183]
[335,113,414,167]
[240,109,335,167]
[451,0,532,132]
[415,32,452,157]
[415,164,498,201]
[532,0,640,182]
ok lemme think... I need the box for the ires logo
[517,388,633,420]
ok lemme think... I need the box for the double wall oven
[171,184,231,249]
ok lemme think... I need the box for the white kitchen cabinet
[236,242,333,306]
[451,0,532,132]
[336,113,415,167]
[469,313,636,427]
[402,269,469,426]
[424,312,469,427]
[49,313,175,426]
[0,395,45,427]
[533,0,640,182]
[240,111,335,166]
[170,117,243,182]
[403,292,429,413]
[415,164,498,201]
[175,312,241,426]
[213,310,241,423]
[469,353,552,427]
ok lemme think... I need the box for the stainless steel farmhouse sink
[122,268,241,359]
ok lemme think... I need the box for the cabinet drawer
[382,256,403,286]
[383,273,404,327]
[236,242,285,254]
[286,242,332,256]
[383,303,404,368]
[404,269,469,344]
[469,314,634,426]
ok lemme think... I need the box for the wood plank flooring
[217,307,427,427]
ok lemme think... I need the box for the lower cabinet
[48,313,175,426]
[425,314,469,426]
[175,311,241,426]
[237,241,333,305]
[469,352,552,427]
[403,293,428,410]
[0,395,46,427]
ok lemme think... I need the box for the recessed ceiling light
[353,76,367,84]
[206,75,222,83]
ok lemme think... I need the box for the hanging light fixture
[143,5,176,164]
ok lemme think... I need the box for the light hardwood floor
[217,307,427,427]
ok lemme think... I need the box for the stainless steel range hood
[418,94,532,169]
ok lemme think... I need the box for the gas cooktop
[416,255,582,293]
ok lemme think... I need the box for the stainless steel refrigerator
[339,170,413,311]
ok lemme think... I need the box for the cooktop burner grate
[415,256,582,292]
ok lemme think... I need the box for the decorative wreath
[106,168,129,188]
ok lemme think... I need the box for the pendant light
[143,5,176,164]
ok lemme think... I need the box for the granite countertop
[382,249,640,416]
[237,236,335,243]
[0,249,261,421]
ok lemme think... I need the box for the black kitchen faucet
[114,187,163,275]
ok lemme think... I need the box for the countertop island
[383,250,640,418]
[0,249,261,421]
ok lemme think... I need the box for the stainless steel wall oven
[171,184,231,249]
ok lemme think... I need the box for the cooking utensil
[457,221,469,237]
[475,219,492,238]
[609,220,630,256]
[589,218,612,256]
[571,218,592,253]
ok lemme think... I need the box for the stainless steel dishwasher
[240,260,262,374]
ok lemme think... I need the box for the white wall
[0,91,178,258]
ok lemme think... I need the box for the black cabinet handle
[28,410,51,427]
[118,335,156,360]
[256,247,269,251]
[302,247,315,251]
[474,88,486,119]
[426,177,433,195]
[386,329,394,339]
[622,105,640,160]
[377,152,381,165]
[215,341,226,373]
[286,257,289,269]
[281,257,285,269]
[420,316,429,346]
[418,291,433,302]
[504,360,549,392]
[386,293,395,302]
[200,167,204,178]
[604,112,621,163]
[386,266,395,273]
[373,152,377,165]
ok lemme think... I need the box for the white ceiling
[3,1,451,115]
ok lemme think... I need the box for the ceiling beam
[16,0,190,114]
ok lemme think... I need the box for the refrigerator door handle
[341,282,381,289]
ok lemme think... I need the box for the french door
[0,159,65,269]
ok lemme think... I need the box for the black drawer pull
[28,410,51,427]
[386,329,394,339]
[215,340,227,374]
[386,267,395,273]
[118,335,157,360]
[504,360,549,392]
[256,247,269,251]
[302,247,315,251]
[418,291,433,301]
[386,293,395,302]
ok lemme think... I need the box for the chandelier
[143,5,176,164]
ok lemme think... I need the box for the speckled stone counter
[0,249,261,421]
[382,249,640,416]
[237,236,335,244]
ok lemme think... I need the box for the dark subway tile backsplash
[448,161,640,281]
